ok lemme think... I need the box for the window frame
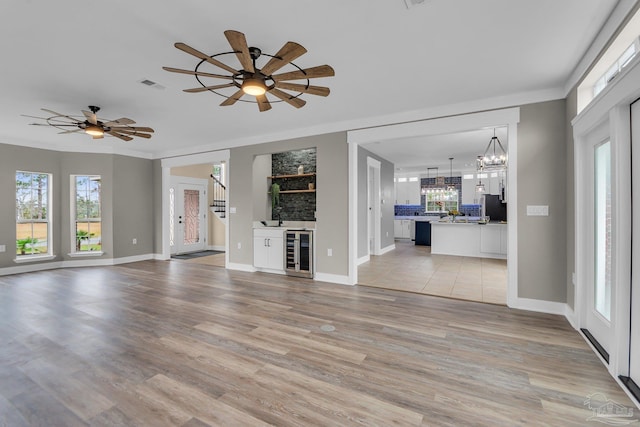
[15,170,53,261]
[69,174,104,257]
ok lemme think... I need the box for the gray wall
[229,132,349,277]
[357,146,395,259]
[252,154,271,221]
[0,143,154,269]
[517,99,568,302]
[153,159,163,255]
[112,155,154,258]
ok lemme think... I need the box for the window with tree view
[16,171,51,256]
[74,175,101,253]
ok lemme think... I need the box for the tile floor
[358,239,507,305]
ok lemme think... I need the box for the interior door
[176,183,206,254]
[628,99,640,395]
[582,123,614,362]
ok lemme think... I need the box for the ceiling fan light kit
[22,105,154,142]
[84,124,104,137]
[164,29,335,112]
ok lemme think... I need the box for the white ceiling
[363,127,508,175]
[0,0,620,160]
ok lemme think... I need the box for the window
[16,171,52,256]
[593,38,639,98]
[72,175,102,253]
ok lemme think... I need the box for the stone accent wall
[271,148,316,221]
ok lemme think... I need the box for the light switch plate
[230,207,237,214]
[526,205,549,216]
[0,245,5,252]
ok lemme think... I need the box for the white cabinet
[462,175,478,205]
[395,179,420,205]
[480,224,507,255]
[253,228,284,272]
[394,219,414,239]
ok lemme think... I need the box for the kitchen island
[430,221,507,259]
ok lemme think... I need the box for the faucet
[277,212,283,227]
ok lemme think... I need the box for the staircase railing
[210,174,226,219]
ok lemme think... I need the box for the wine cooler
[285,230,313,278]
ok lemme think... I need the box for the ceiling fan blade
[224,30,254,73]
[82,110,97,125]
[103,118,136,127]
[174,42,239,75]
[22,114,53,120]
[272,65,335,82]
[259,42,307,76]
[256,94,272,112]
[106,130,133,141]
[110,129,152,139]
[220,89,245,106]
[109,126,154,133]
[163,66,234,80]
[274,82,330,97]
[41,108,81,123]
[58,129,83,134]
[183,83,236,93]
[29,123,77,126]
[92,134,104,140]
[268,88,306,109]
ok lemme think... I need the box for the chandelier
[477,128,507,171]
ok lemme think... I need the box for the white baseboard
[357,255,370,265]
[379,243,396,255]
[0,261,63,276]
[227,262,255,273]
[510,297,569,317]
[154,253,170,261]
[564,305,578,329]
[0,253,156,276]
[314,272,352,285]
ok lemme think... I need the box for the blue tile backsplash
[395,203,481,217]
[459,204,482,216]
[394,205,424,216]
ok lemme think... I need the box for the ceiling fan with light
[22,106,154,141]
[163,30,335,112]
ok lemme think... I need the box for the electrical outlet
[386,231,389,237]
[237,242,241,249]
[132,238,137,245]
[327,248,333,256]
[0,245,5,252]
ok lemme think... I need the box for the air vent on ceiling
[139,78,165,90]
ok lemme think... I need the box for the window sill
[68,251,104,258]
[14,254,56,263]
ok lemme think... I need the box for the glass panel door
[594,141,612,321]
[176,183,206,254]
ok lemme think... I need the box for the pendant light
[475,155,486,193]
[477,128,507,171]
[447,157,456,191]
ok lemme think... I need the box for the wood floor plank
[194,322,290,355]
[0,260,636,426]
[145,374,273,427]
[18,357,114,421]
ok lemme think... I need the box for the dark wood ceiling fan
[22,106,154,141]
[163,30,335,112]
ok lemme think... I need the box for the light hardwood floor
[0,260,636,426]
[359,239,507,304]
